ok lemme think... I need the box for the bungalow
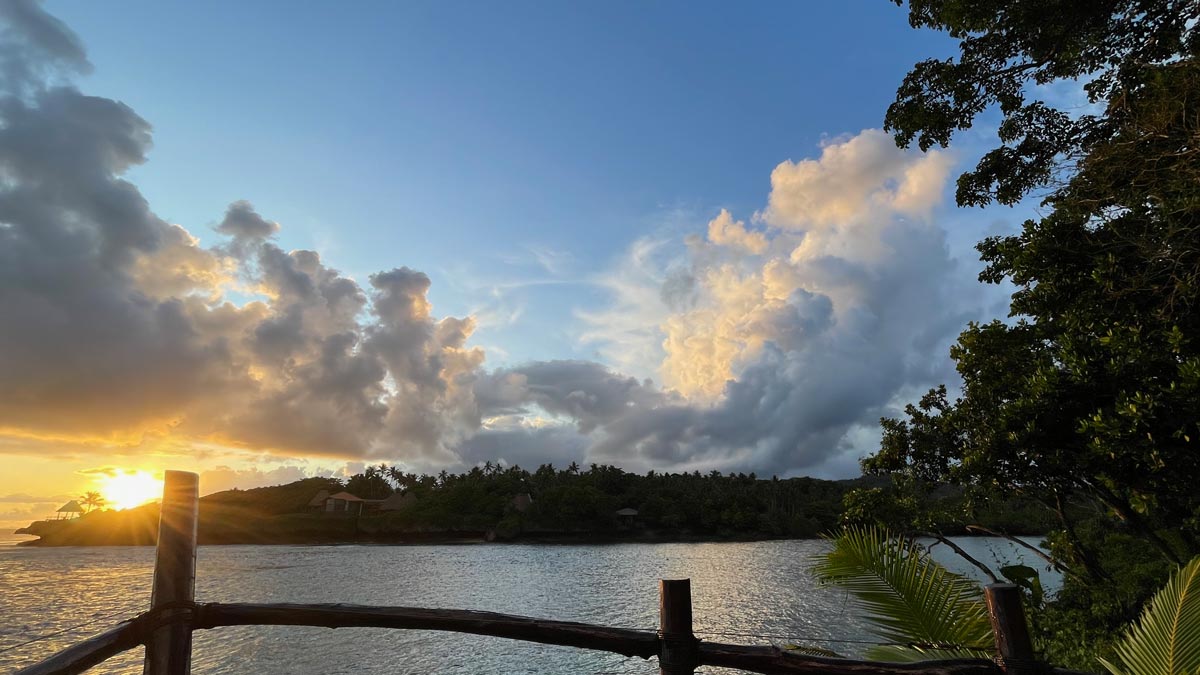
[374,491,418,512]
[307,490,331,513]
[322,491,365,515]
[308,490,417,515]
[615,507,638,527]
[55,500,83,520]
[511,493,533,513]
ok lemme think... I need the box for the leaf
[1099,555,1200,675]
[999,564,1037,583]
[812,526,993,658]
[1000,564,1045,607]
[865,645,991,663]
[783,644,842,658]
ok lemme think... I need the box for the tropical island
[14,463,1053,546]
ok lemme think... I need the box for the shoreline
[10,526,1050,548]
[11,530,815,548]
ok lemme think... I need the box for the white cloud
[706,209,767,254]
[533,129,986,475]
[760,128,953,231]
[576,237,678,381]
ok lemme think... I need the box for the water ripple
[0,539,1050,673]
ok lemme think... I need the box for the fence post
[985,583,1037,675]
[143,471,199,675]
[658,579,698,674]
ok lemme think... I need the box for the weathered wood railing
[12,471,1072,675]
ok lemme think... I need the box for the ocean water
[0,532,37,546]
[0,538,1055,674]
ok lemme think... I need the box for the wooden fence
[12,471,1073,675]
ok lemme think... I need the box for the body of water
[0,532,36,547]
[0,538,1055,674]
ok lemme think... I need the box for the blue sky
[49,0,962,367]
[1,1,1038,509]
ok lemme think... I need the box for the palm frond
[783,644,842,658]
[812,526,993,655]
[864,645,992,663]
[1099,555,1200,675]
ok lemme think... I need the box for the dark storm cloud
[0,81,239,436]
[476,360,668,433]
[455,425,588,469]
[0,0,89,93]
[217,200,280,242]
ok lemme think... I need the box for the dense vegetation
[17,464,1051,546]
[813,527,1200,675]
[855,0,1200,670]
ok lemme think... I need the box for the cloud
[576,237,678,379]
[217,199,280,242]
[0,493,66,503]
[706,209,767,254]
[476,360,668,433]
[0,4,486,468]
[552,129,984,476]
[456,424,589,469]
[0,490,72,528]
[0,5,990,479]
[0,0,90,94]
[761,128,952,230]
[77,466,130,478]
[197,465,309,495]
[1,505,49,526]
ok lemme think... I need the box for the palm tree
[814,527,1200,673]
[811,526,993,661]
[1099,555,1200,675]
[79,491,106,514]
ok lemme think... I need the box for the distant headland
[14,465,1053,546]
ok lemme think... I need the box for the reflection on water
[0,531,37,546]
[0,538,1054,674]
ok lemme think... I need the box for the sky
[0,0,1035,528]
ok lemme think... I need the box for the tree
[871,59,1200,566]
[79,491,105,514]
[887,0,1199,207]
[346,467,394,500]
[815,527,1200,674]
[871,5,1200,663]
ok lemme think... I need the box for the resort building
[615,507,638,527]
[54,500,84,520]
[322,491,365,514]
[308,490,418,515]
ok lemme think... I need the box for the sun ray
[97,471,164,511]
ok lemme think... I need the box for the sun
[98,471,164,511]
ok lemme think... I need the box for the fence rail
[11,471,1073,675]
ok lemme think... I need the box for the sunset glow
[98,471,163,511]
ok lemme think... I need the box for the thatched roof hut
[55,500,83,520]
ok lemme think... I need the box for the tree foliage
[78,491,106,514]
[888,0,1200,206]
[359,463,847,539]
[871,3,1200,667]
[871,58,1200,565]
